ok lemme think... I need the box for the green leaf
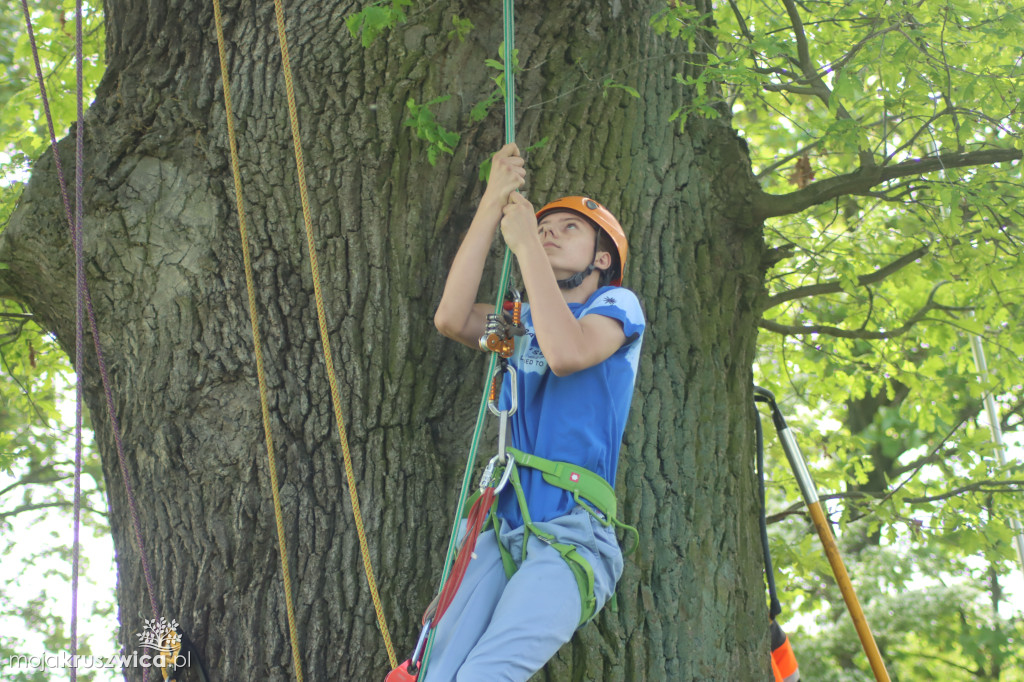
[448,15,474,42]
[601,78,640,99]
[403,96,459,166]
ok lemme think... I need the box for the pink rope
[70,0,85,676]
[18,2,161,678]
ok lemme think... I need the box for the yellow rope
[210,0,305,679]
[270,0,398,668]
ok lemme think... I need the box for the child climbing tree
[1,0,1020,680]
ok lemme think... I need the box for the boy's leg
[422,529,510,682]
[455,508,622,682]
[455,534,580,682]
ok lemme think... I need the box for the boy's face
[537,211,612,281]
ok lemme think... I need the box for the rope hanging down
[417,0,518,676]
[70,0,85,677]
[209,0,308,679]
[212,0,398,672]
[270,0,398,667]
[18,3,162,680]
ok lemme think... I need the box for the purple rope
[19,2,162,676]
[70,0,85,677]
[17,0,72,225]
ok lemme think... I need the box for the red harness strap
[434,487,496,623]
[385,488,497,682]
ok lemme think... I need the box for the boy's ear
[593,249,613,272]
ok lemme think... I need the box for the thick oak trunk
[0,1,768,679]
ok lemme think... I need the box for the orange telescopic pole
[754,387,891,682]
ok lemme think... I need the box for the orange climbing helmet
[536,196,628,287]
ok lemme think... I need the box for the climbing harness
[490,447,639,625]
[754,387,890,682]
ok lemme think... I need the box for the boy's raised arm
[434,144,525,349]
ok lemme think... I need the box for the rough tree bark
[0,0,768,679]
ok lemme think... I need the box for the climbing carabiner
[478,449,514,494]
[477,448,516,491]
[487,364,517,417]
[384,619,432,681]
[493,449,514,494]
[410,619,432,670]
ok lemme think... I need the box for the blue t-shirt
[496,286,645,527]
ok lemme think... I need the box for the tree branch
[780,0,838,111]
[761,82,819,96]
[756,139,825,181]
[767,477,1023,525]
[900,480,1024,505]
[753,148,1024,221]
[760,282,948,339]
[0,475,75,499]
[779,0,877,170]
[0,501,108,522]
[890,649,982,676]
[766,244,930,308]
[759,316,938,339]
[727,0,754,42]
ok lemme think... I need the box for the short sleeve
[580,287,645,342]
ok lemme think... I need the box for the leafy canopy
[1,0,1023,679]
[651,0,1024,678]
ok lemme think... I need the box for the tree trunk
[0,0,768,679]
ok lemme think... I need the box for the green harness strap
[509,449,640,556]
[478,448,639,625]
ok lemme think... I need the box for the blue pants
[423,506,623,682]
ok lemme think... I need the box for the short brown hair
[596,227,620,286]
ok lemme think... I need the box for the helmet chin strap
[556,264,595,290]
[556,229,601,290]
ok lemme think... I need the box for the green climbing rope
[419,0,517,675]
